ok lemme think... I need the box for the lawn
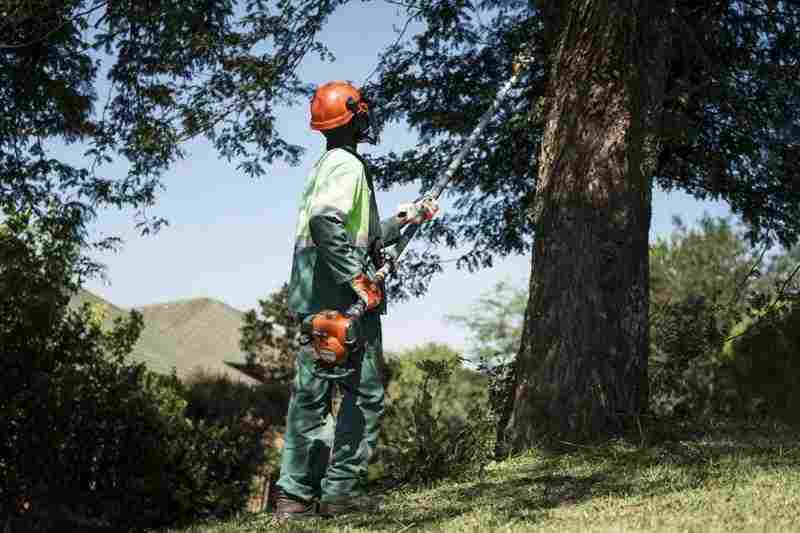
[157,421,800,532]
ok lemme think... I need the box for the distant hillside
[69,289,258,384]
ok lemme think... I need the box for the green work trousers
[276,312,385,503]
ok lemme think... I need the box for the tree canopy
[1,0,344,284]
[4,1,798,294]
[4,0,800,450]
[365,0,800,289]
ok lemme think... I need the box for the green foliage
[650,215,753,314]
[377,344,494,486]
[649,216,800,419]
[647,215,750,416]
[366,1,800,294]
[2,302,268,532]
[239,283,299,384]
[447,280,527,367]
[722,294,800,422]
[649,296,727,417]
[447,281,526,456]
[182,368,290,428]
[1,215,271,531]
[3,1,333,264]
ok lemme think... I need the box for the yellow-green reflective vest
[287,147,402,315]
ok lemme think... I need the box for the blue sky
[77,2,734,353]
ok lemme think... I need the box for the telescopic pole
[374,50,533,284]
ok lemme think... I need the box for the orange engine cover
[310,311,354,366]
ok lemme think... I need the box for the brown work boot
[318,495,377,518]
[273,489,316,520]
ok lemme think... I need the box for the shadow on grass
[238,421,800,532]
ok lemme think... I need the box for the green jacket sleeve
[308,159,368,285]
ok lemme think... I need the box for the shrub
[239,284,298,385]
[648,295,727,417]
[2,300,271,532]
[377,345,494,486]
[182,368,290,428]
[723,302,800,422]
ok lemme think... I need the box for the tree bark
[507,0,668,445]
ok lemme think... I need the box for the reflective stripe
[294,237,371,252]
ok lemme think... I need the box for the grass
[157,420,800,533]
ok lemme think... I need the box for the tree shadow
[261,423,800,532]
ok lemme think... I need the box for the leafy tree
[2,0,340,288]
[447,280,527,368]
[238,283,299,384]
[650,215,759,329]
[2,2,333,526]
[760,242,800,297]
[2,0,340,406]
[363,1,800,444]
[447,281,526,456]
[6,0,800,452]
[646,215,753,416]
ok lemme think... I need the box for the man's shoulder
[318,148,366,174]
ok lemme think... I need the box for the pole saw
[304,49,534,373]
[375,52,533,285]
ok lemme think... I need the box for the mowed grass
[157,421,800,533]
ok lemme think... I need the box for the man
[275,81,438,519]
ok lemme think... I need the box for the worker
[275,80,438,519]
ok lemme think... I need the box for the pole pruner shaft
[374,49,534,284]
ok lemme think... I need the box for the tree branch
[0,1,108,49]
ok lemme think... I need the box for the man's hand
[350,272,383,311]
[397,197,440,225]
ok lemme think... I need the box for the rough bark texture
[507,0,668,445]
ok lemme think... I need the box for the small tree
[448,281,527,457]
[379,344,492,486]
[447,280,527,368]
[648,215,800,417]
[239,283,299,384]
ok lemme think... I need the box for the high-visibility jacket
[287,147,402,315]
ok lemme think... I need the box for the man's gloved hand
[397,197,440,225]
[350,272,383,312]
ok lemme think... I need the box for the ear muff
[346,96,379,145]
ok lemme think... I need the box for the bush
[179,368,291,508]
[648,285,800,424]
[376,344,495,486]
[648,295,726,418]
[2,300,271,532]
[723,302,800,422]
[182,368,290,428]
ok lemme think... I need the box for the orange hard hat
[310,81,369,131]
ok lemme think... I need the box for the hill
[69,289,257,384]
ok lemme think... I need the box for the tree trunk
[507,0,668,445]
